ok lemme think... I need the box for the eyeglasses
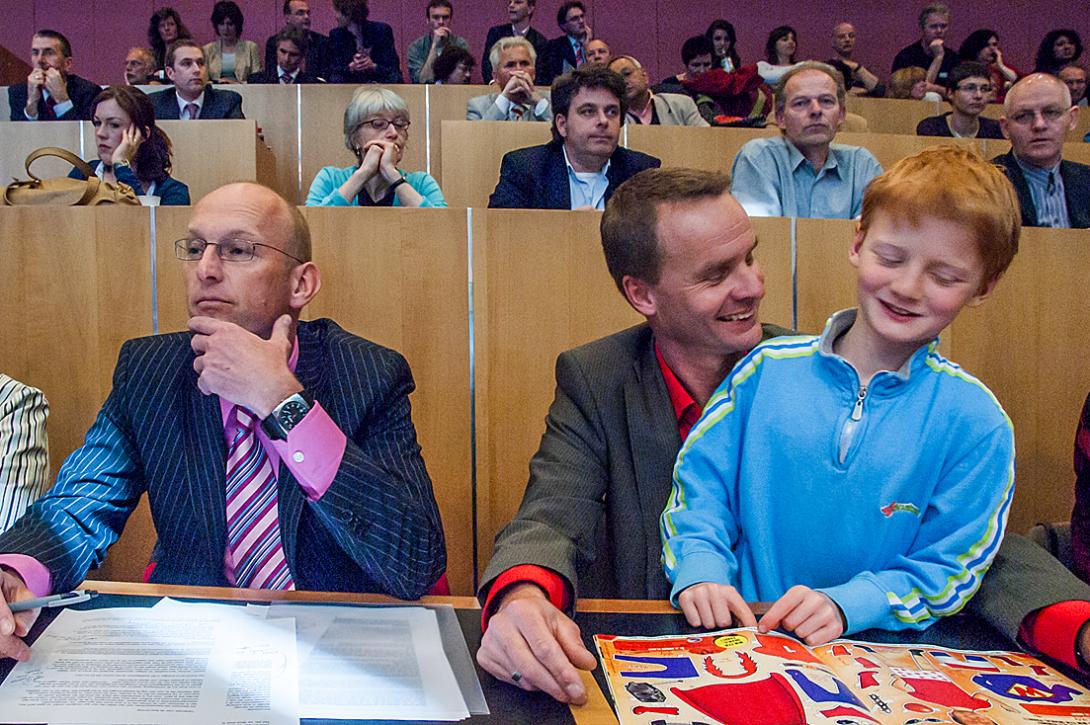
[357,117,410,132]
[174,238,304,264]
[1008,106,1069,125]
[955,83,993,94]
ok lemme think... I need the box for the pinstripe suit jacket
[0,319,446,598]
[0,375,49,533]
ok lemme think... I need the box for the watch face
[278,400,309,428]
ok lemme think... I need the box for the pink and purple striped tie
[225,406,295,590]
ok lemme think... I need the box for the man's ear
[999,116,1010,140]
[555,112,568,140]
[848,225,865,268]
[621,275,655,318]
[165,65,176,83]
[289,262,322,312]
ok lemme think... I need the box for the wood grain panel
[625,125,774,173]
[0,121,83,186]
[794,217,858,335]
[232,83,301,202]
[845,96,942,135]
[302,207,473,595]
[440,119,552,208]
[299,84,427,204]
[425,83,492,188]
[153,119,266,203]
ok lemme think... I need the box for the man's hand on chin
[188,314,303,417]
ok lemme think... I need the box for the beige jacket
[202,39,262,82]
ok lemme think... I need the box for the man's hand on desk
[0,568,38,662]
[476,583,597,705]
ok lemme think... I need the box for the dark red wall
[1,0,1086,87]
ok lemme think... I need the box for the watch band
[387,177,407,193]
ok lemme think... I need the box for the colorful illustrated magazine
[595,628,1090,724]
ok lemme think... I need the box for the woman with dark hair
[329,0,403,83]
[958,29,1018,101]
[1035,29,1084,75]
[432,46,475,84]
[705,19,740,72]
[147,7,192,70]
[69,86,190,205]
[203,1,262,83]
[757,25,801,84]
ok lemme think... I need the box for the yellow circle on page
[714,634,748,648]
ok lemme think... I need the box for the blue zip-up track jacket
[661,310,1015,635]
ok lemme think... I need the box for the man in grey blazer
[476,167,1090,704]
[467,36,551,122]
[608,54,708,126]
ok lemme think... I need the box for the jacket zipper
[838,385,868,464]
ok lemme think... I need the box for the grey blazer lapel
[623,336,683,597]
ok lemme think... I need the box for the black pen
[8,590,98,613]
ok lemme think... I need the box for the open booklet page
[595,627,1090,724]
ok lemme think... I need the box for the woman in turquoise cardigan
[306,87,447,207]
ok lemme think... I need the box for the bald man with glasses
[0,182,446,662]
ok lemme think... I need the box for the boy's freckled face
[849,212,992,352]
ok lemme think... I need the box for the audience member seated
[757,25,802,86]
[706,19,741,72]
[481,0,548,85]
[916,62,1004,138]
[150,40,245,119]
[994,73,1090,228]
[148,6,192,72]
[0,375,48,535]
[265,1,329,81]
[432,46,474,84]
[1059,64,1088,108]
[488,66,659,209]
[731,61,882,218]
[203,1,262,84]
[1073,392,1090,584]
[475,164,1090,703]
[329,0,402,84]
[125,47,161,86]
[8,30,98,122]
[827,22,882,96]
[607,55,707,126]
[959,29,1019,103]
[306,88,445,208]
[891,3,958,86]
[537,1,590,86]
[1035,29,1083,76]
[653,35,714,95]
[468,37,551,122]
[0,182,448,665]
[407,0,470,84]
[887,66,943,101]
[584,39,609,66]
[249,27,321,84]
[69,86,191,205]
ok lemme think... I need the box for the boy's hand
[759,585,845,645]
[677,583,757,629]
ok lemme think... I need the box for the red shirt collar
[655,342,703,440]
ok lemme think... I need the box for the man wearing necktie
[0,182,446,663]
[467,36,552,122]
[538,1,591,85]
[8,30,99,122]
[993,73,1090,228]
[248,27,322,85]
[150,40,246,120]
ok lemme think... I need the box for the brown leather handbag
[2,147,140,206]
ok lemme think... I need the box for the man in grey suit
[149,40,244,120]
[475,167,1090,704]
[467,36,551,122]
[608,55,707,126]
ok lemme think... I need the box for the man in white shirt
[468,37,551,122]
[608,55,707,127]
[149,40,244,120]
[9,30,99,121]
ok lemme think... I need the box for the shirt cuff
[533,97,549,117]
[0,554,52,597]
[1019,600,1090,671]
[268,401,346,501]
[481,564,572,631]
[52,99,74,117]
[494,94,513,115]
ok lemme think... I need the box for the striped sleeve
[0,376,50,533]
[820,363,1016,634]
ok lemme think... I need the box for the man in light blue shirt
[730,61,882,218]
